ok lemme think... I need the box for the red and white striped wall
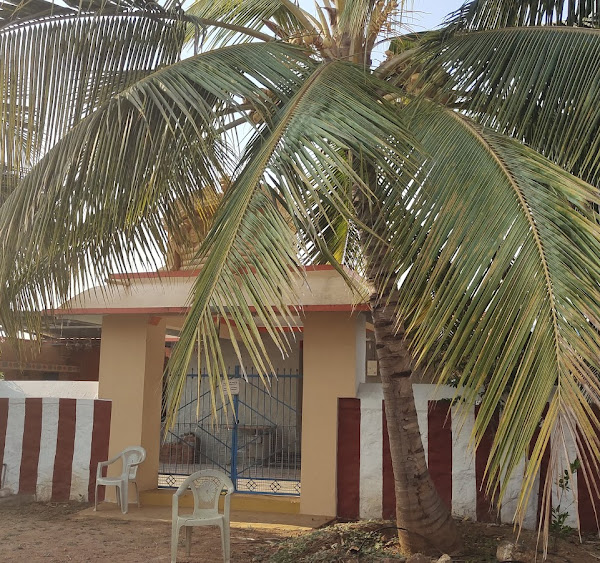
[337,384,600,532]
[0,398,111,501]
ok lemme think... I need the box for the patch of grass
[267,521,406,562]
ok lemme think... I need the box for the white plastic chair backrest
[120,446,146,480]
[181,470,234,516]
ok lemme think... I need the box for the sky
[406,0,466,30]
[297,0,466,31]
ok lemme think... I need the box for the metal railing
[159,368,301,495]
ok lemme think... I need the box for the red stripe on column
[578,406,600,532]
[382,400,396,520]
[19,398,43,494]
[51,399,77,501]
[0,398,9,471]
[337,398,360,519]
[577,448,599,532]
[475,407,499,522]
[428,401,452,511]
[88,400,112,502]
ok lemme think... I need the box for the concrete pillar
[98,314,166,498]
[300,311,365,516]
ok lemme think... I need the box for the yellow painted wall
[98,315,166,499]
[300,311,364,516]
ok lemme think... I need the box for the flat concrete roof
[56,265,370,316]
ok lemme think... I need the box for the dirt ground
[268,518,600,562]
[456,519,600,562]
[2,501,600,563]
[0,501,289,562]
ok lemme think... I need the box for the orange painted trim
[52,303,369,316]
[52,307,190,315]
[109,270,201,280]
[108,264,357,279]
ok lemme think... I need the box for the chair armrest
[174,480,190,498]
[172,490,179,522]
[96,460,111,478]
[101,453,123,467]
[96,453,122,478]
[223,491,232,521]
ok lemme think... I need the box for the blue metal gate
[159,368,302,495]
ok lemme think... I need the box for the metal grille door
[159,368,302,495]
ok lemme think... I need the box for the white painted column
[36,398,60,500]
[359,389,383,518]
[451,405,477,519]
[70,399,94,500]
[4,399,25,493]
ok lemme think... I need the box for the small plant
[550,458,580,546]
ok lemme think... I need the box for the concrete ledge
[140,489,301,515]
[77,502,331,531]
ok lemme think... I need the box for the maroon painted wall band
[0,398,9,474]
[89,400,112,502]
[51,399,77,501]
[337,398,361,519]
[428,400,453,511]
[19,398,43,494]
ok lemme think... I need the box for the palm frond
[448,0,600,30]
[384,100,600,543]
[0,41,314,338]
[0,10,186,195]
[0,0,71,27]
[182,0,316,47]
[0,0,165,29]
[417,26,600,186]
[165,61,420,426]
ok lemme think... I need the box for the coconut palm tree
[3,0,600,556]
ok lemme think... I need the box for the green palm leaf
[418,26,600,186]
[182,0,315,47]
[0,9,186,198]
[449,0,600,29]
[384,99,600,540]
[165,61,420,426]
[0,41,313,338]
[0,0,71,27]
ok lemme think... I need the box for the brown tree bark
[370,284,463,555]
[354,158,462,555]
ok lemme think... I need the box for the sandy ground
[0,500,293,563]
[3,500,600,563]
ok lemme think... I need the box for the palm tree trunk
[370,284,463,555]
[354,161,462,554]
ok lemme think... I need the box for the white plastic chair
[171,469,234,563]
[94,446,146,514]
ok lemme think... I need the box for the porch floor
[142,488,302,514]
[76,501,332,532]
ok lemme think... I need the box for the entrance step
[141,489,300,514]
